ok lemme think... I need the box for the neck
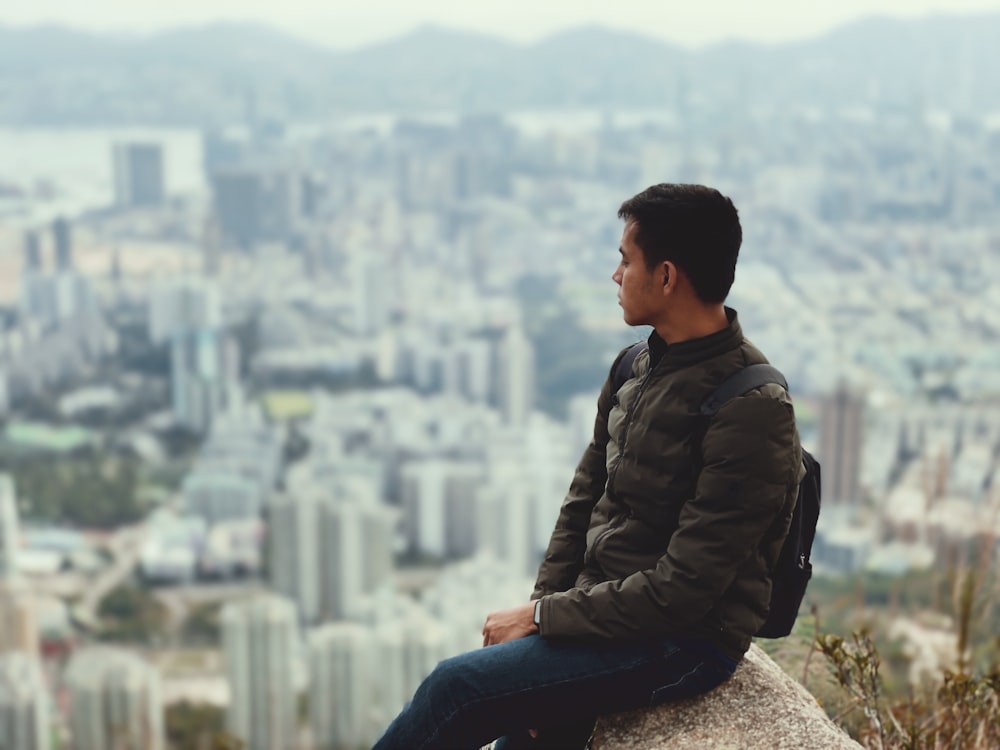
[654,304,729,345]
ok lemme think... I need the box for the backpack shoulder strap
[612,341,648,393]
[700,363,789,416]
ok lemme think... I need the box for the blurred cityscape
[1,13,999,750]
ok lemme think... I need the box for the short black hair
[618,184,742,303]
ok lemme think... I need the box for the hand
[481,602,538,647]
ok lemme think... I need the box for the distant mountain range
[1,15,998,125]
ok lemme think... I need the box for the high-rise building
[360,503,395,593]
[222,594,299,750]
[308,623,375,750]
[18,237,96,327]
[23,231,41,271]
[399,462,444,559]
[318,501,365,623]
[399,459,485,560]
[66,647,163,750]
[148,279,222,345]
[371,623,406,734]
[352,252,392,336]
[498,325,535,426]
[0,651,51,750]
[211,168,303,249]
[212,170,262,249]
[52,217,72,272]
[0,582,38,656]
[201,129,246,177]
[182,470,263,525]
[399,614,452,705]
[113,142,165,207]
[171,328,241,433]
[269,493,323,624]
[0,475,18,581]
[458,337,492,404]
[271,493,395,625]
[476,479,537,578]
[819,383,865,506]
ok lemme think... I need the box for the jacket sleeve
[530,348,627,599]
[537,388,801,638]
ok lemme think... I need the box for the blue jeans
[372,634,738,750]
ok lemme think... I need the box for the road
[73,523,148,629]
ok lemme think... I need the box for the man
[373,184,803,750]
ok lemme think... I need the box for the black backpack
[612,341,821,639]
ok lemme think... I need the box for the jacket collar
[647,307,743,371]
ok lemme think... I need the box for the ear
[660,261,678,296]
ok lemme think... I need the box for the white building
[199,519,262,579]
[19,271,96,328]
[400,459,483,560]
[498,325,535,426]
[0,582,39,656]
[171,327,241,433]
[0,651,51,750]
[0,474,19,581]
[308,623,376,750]
[269,493,323,624]
[66,647,163,750]
[270,492,395,624]
[183,469,263,525]
[113,142,165,208]
[148,278,222,345]
[352,252,393,336]
[222,594,299,750]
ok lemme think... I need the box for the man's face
[612,221,665,328]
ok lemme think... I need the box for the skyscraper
[148,278,222,345]
[211,169,262,249]
[360,503,396,594]
[66,647,163,750]
[352,252,392,336]
[271,491,394,625]
[498,325,535,427]
[210,168,304,249]
[222,595,299,750]
[0,582,38,656]
[269,493,323,624]
[171,328,241,433]
[819,383,866,506]
[22,231,41,271]
[0,651,51,750]
[309,623,375,750]
[0,474,19,581]
[318,501,365,622]
[52,217,72,272]
[113,142,165,207]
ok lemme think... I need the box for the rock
[590,643,862,750]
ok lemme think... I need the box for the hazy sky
[3,0,1000,49]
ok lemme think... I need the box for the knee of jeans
[423,656,470,703]
[428,655,463,685]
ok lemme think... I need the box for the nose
[612,265,622,285]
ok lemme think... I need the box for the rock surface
[590,644,862,750]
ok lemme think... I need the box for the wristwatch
[533,600,542,628]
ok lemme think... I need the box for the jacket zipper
[587,360,659,566]
[608,362,658,494]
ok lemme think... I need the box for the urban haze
[0,10,999,750]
